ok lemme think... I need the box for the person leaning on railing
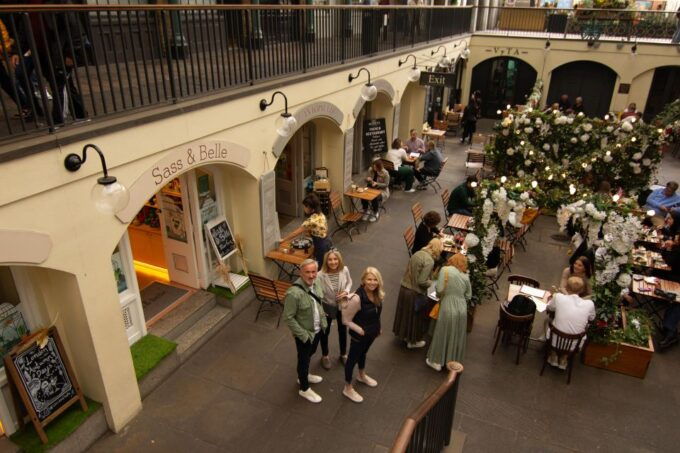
[0,16,34,119]
[672,7,680,44]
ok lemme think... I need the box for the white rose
[567,118,574,124]
[502,129,509,136]
[580,134,590,142]
[616,273,632,288]
[535,118,543,126]
[517,170,525,177]
[464,233,480,248]
[570,137,578,144]
[524,127,534,134]
[606,126,614,132]
[577,112,585,117]
[632,152,642,160]
[603,155,613,163]
[525,159,532,166]
[583,123,593,132]
[542,143,550,151]
[642,158,651,166]
[507,147,515,156]
[520,192,530,201]
[501,118,512,128]
[621,121,633,132]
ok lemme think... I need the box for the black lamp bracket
[430,45,447,57]
[398,54,418,69]
[348,67,372,85]
[64,144,116,185]
[259,91,290,115]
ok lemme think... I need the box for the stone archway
[398,81,427,141]
[546,61,617,118]
[470,56,538,117]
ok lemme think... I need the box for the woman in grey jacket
[317,249,353,369]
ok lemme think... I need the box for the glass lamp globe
[439,55,450,67]
[361,83,377,102]
[91,178,129,214]
[276,113,298,137]
[407,67,421,82]
[461,48,470,59]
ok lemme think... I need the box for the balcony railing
[475,7,679,43]
[0,4,472,142]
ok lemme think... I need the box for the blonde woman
[342,267,384,403]
[393,238,443,349]
[426,253,471,371]
[317,249,353,369]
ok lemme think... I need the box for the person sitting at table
[572,96,585,115]
[659,210,680,240]
[558,256,592,297]
[543,102,559,114]
[413,211,442,254]
[414,141,443,190]
[546,277,595,370]
[385,138,416,193]
[404,128,425,154]
[506,294,536,317]
[280,193,333,268]
[654,235,680,282]
[393,238,442,349]
[644,181,680,224]
[620,102,637,120]
[447,176,477,216]
[361,159,390,222]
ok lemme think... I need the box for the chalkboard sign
[206,216,237,261]
[362,118,388,155]
[5,327,87,444]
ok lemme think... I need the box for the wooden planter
[582,309,654,379]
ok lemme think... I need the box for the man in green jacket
[447,176,477,216]
[282,258,328,403]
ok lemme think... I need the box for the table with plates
[630,274,680,330]
[447,214,473,232]
[344,187,382,222]
[422,128,446,147]
[440,233,462,255]
[631,247,670,271]
[266,239,314,280]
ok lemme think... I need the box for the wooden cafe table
[447,213,473,232]
[630,275,680,329]
[506,283,552,341]
[631,247,671,272]
[344,187,382,222]
[266,240,314,280]
[422,128,447,147]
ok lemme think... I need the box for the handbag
[429,271,449,320]
[405,260,432,313]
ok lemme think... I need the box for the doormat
[141,282,189,321]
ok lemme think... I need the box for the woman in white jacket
[317,249,353,369]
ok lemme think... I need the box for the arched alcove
[470,56,538,117]
[546,61,617,118]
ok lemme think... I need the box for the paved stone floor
[90,125,680,453]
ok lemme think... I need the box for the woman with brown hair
[342,267,385,403]
[361,159,390,222]
[412,210,442,254]
[426,253,472,371]
[393,238,443,349]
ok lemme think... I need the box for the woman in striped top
[317,249,353,369]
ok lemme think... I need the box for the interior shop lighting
[348,67,377,102]
[398,54,421,82]
[64,144,129,214]
[259,91,298,138]
[430,46,450,67]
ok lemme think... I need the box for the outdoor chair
[411,202,423,229]
[381,158,399,190]
[434,119,448,133]
[498,238,514,273]
[492,305,535,365]
[464,150,485,176]
[540,323,587,384]
[330,191,363,241]
[486,240,513,300]
[507,274,539,288]
[418,158,448,193]
[440,189,451,221]
[446,112,461,136]
[404,226,415,257]
[507,224,530,251]
[249,273,292,327]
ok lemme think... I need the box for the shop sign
[363,118,388,155]
[116,140,250,223]
[419,71,456,88]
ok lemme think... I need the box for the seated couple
[385,138,443,192]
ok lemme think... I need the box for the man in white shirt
[546,277,595,369]
[386,138,416,192]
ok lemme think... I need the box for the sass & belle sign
[116,140,251,223]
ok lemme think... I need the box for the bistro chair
[540,324,587,384]
[440,189,451,220]
[446,111,461,136]
[434,119,448,133]
[486,242,512,300]
[404,226,415,257]
[411,202,423,229]
[418,158,448,193]
[492,305,535,365]
[464,150,485,176]
[497,238,514,273]
[330,191,363,241]
[381,159,398,189]
[249,273,292,328]
[507,274,539,288]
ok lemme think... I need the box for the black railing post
[161,11,178,103]
[340,7,346,63]
[246,9,256,84]
[301,7,307,72]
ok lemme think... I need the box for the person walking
[342,267,384,403]
[280,193,333,267]
[317,249,352,368]
[426,254,472,371]
[282,259,328,403]
[393,238,442,349]
[460,100,478,145]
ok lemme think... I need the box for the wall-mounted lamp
[260,91,298,138]
[430,46,450,67]
[457,41,470,60]
[544,40,551,50]
[64,144,129,214]
[348,67,377,102]
[631,43,637,55]
[398,54,421,82]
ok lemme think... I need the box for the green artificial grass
[208,278,251,300]
[130,334,177,381]
[10,397,101,453]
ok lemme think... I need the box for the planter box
[582,309,654,379]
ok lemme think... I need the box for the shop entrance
[470,57,537,117]
[114,167,226,330]
[276,123,315,228]
[643,65,680,123]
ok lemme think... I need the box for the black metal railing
[0,5,473,141]
[476,6,679,43]
[391,361,464,453]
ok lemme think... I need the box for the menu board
[206,216,237,261]
[362,118,388,155]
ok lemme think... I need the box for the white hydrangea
[567,117,574,124]
[507,147,515,156]
[543,143,550,151]
[580,134,590,142]
[583,123,593,132]
[464,233,480,248]
[621,121,634,132]
[616,273,632,288]
[570,137,578,144]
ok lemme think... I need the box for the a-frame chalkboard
[4,327,88,444]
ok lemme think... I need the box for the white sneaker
[426,358,442,371]
[343,387,364,403]
[296,374,323,385]
[357,374,378,387]
[405,188,417,193]
[406,340,427,349]
[361,210,370,221]
[369,212,378,222]
[299,388,322,403]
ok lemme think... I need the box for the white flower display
[467,254,477,264]
[535,118,543,126]
[632,152,642,160]
[603,155,613,163]
[606,126,614,132]
[633,166,641,174]
[524,159,532,166]
[642,158,651,167]
[524,127,534,134]
[616,273,632,288]
[621,121,634,132]
[506,147,515,155]
[567,117,574,124]
[501,117,513,128]
[583,123,593,132]
[502,129,509,136]
[543,143,550,151]
[481,198,494,227]
[517,170,525,177]
[464,233,480,248]
[570,137,578,144]
[580,134,590,142]
[482,223,498,258]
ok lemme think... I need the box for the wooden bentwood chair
[492,305,535,365]
[540,323,587,384]
[440,189,451,220]
[507,274,539,288]
[404,226,415,257]
[411,202,423,229]
[330,191,363,241]
[249,273,292,327]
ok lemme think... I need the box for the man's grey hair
[300,258,318,270]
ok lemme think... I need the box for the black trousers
[361,194,383,213]
[415,168,437,182]
[320,310,347,357]
[344,334,376,383]
[461,120,477,142]
[295,332,321,391]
